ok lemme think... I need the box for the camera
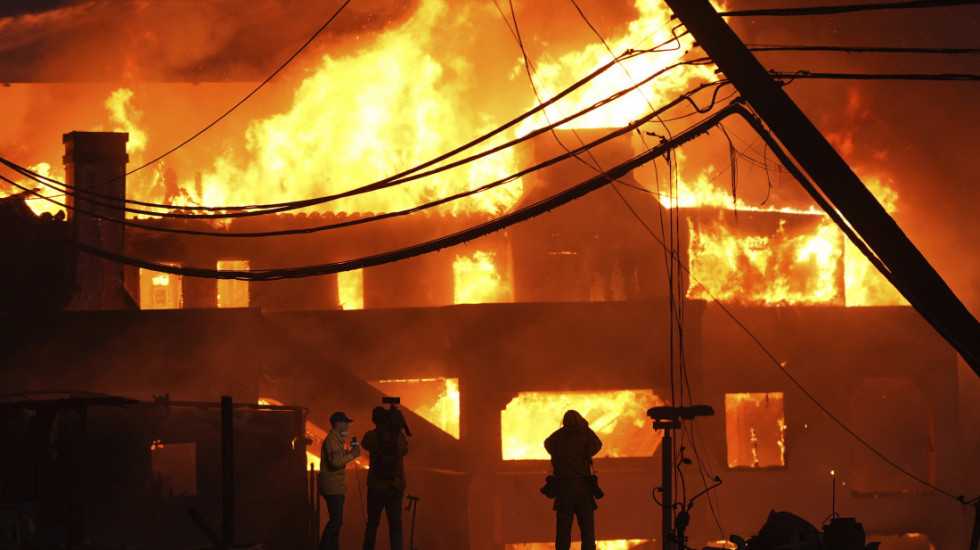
[381,397,412,436]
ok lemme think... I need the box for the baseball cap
[330,411,354,425]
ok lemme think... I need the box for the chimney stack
[63,131,131,310]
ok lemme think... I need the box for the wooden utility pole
[663,0,980,376]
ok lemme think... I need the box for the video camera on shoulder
[381,397,412,436]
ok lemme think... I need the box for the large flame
[843,173,907,306]
[687,211,844,306]
[191,0,524,216]
[501,390,665,460]
[516,0,716,133]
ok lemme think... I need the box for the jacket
[318,429,357,496]
[361,426,409,492]
[544,410,602,479]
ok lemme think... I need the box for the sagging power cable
[4,50,668,217]
[720,0,978,17]
[612,103,970,505]
[1,83,725,239]
[28,103,742,281]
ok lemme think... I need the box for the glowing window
[507,540,651,550]
[217,260,250,308]
[453,249,513,304]
[338,269,364,310]
[139,266,182,309]
[866,533,932,550]
[150,441,197,496]
[500,390,666,460]
[725,392,786,468]
[369,378,460,439]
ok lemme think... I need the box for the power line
[613,103,968,503]
[770,70,980,81]
[1,79,723,241]
[719,0,979,17]
[561,0,727,536]
[747,44,980,55]
[3,50,663,217]
[116,0,355,182]
[21,102,739,281]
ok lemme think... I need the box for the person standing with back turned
[319,411,360,550]
[361,406,409,550]
[544,410,603,550]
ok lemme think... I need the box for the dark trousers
[554,479,596,550]
[363,487,403,550]
[320,494,345,550]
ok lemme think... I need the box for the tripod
[405,494,420,550]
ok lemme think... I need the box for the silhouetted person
[544,410,602,550]
[362,406,409,550]
[319,411,360,550]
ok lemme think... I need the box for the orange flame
[216,259,250,307]
[687,211,844,306]
[369,378,460,439]
[192,0,523,216]
[725,392,785,468]
[508,539,651,550]
[453,249,514,304]
[337,269,364,310]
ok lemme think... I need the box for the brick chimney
[63,131,132,310]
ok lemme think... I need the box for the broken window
[217,260,250,308]
[150,441,197,497]
[500,390,665,460]
[725,392,786,468]
[139,266,183,309]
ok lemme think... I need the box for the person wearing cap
[318,411,360,550]
[544,409,603,550]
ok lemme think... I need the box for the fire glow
[725,392,786,468]
[369,377,461,439]
[500,390,665,460]
[453,249,514,305]
[508,540,651,550]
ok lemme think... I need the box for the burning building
[1,0,978,549]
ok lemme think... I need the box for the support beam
[663,0,980,375]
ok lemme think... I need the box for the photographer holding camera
[361,400,409,550]
[544,410,603,550]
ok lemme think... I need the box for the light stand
[647,405,715,550]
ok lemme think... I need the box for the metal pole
[221,395,234,547]
[662,0,980,375]
[662,429,673,550]
[969,498,979,550]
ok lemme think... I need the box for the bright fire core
[501,390,666,460]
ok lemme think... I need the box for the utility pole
[662,0,980,376]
